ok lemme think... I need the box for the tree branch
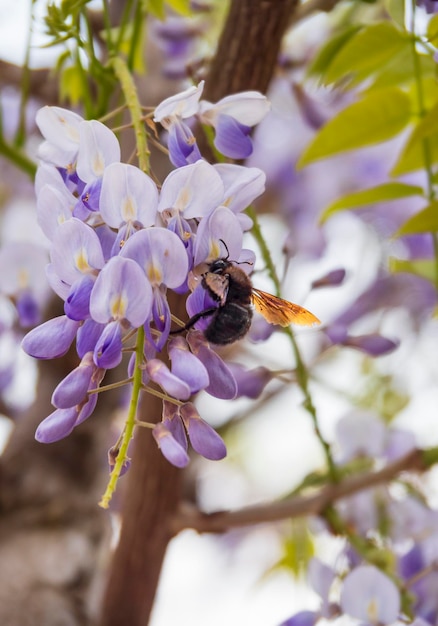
[172,449,429,533]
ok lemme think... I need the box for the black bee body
[201,259,253,345]
[171,251,320,346]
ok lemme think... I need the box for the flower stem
[99,326,145,509]
[247,205,338,481]
[111,56,150,173]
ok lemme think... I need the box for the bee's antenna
[218,238,253,266]
[219,239,230,260]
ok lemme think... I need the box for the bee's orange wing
[251,289,320,327]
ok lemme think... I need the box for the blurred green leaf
[320,182,424,223]
[297,88,412,168]
[365,47,436,92]
[395,202,438,236]
[60,65,84,106]
[166,0,192,16]
[391,130,438,176]
[145,0,166,19]
[397,100,438,154]
[389,257,437,283]
[324,22,408,86]
[384,0,406,29]
[427,13,438,45]
[307,26,362,79]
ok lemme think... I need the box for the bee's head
[209,258,230,274]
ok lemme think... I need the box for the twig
[172,449,428,533]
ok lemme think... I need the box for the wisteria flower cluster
[280,413,438,626]
[21,87,270,478]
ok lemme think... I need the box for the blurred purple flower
[340,565,400,624]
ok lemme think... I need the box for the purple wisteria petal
[180,402,226,460]
[199,91,270,127]
[35,161,65,195]
[158,160,224,220]
[340,566,400,624]
[167,120,202,167]
[93,320,122,369]
[76,120,120,183]
[311,268,346,289]
[279,611,319,626]
[90,256,153,327]
[384,428,416,462]
[227,363,272,399]
[0,242,50,312]
[74,392,98,426]
[76,178,102,213]
[152,421,190,468]
[148,287,172,351]
[335,411,386,462]
[154,80,204,122]
[108,445,131,476]
[16,291,40,327]
[418,0,438,14]
[345,333,400,356]
[51,352,95,408]
[162,402,187,449]
[168,336,209,393]
[308,558,335,617]
[326,325,399,357]
[146,359,191,400]
[214,163,266,214]
[76,319,105,357]
[50,218,105,285]
[193,206,243,266]
[36,183,75,241]
[99,162,158,229]
[186,284,217,331]
[36,106,83,166]
[120,227,189,288]
[35,407,79,443]
[64,275,95,320]
[187,331,237,399]
[214,114,253,159]
[22,315,80,359]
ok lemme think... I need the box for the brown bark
[99,393,182,626]
[203,0,299,101]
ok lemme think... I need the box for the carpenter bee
[174,249,320,345]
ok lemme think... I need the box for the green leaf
[389,257,437,283]
[398,100,438,153]
[384,0,406,29]
[324,22,408,86]
[60,65,83,106]
[307,26,362,79]
[144,0,165,19]
[391,130,438,176]
[365,47,436,92]
[395,202,438,236]
[427,13,438,45]
[165,0,192,16]
[320,182,424,223]
[297,87,412,168]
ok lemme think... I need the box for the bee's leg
[170,307,217,335]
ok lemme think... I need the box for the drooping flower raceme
[22,95,269,474]
[153,80,271,166]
